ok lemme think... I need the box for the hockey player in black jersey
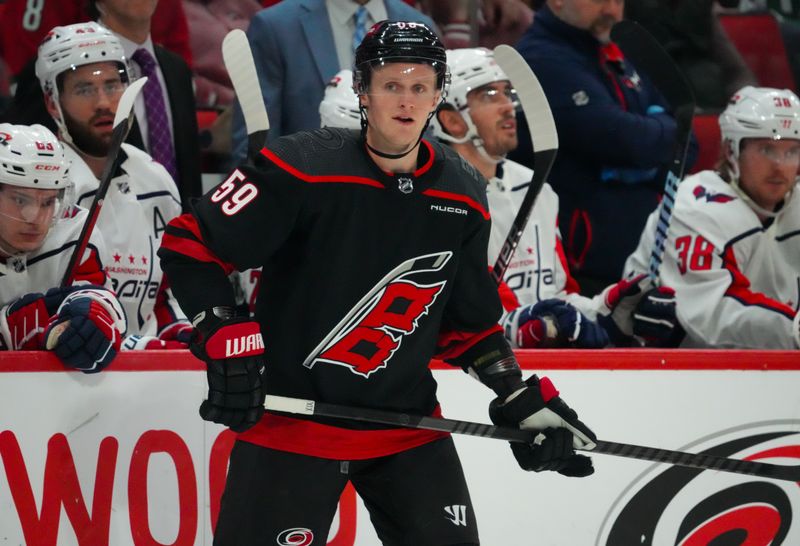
[159,21,596,545]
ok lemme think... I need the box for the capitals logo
[304,252,451,377]
[597,421,800,546]
[694,185,737,204]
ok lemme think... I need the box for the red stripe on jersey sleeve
[261,149,385,188]
[422,189,490,220]
[496,273,520,311]
[722,246,795,319]
[435,324,504,360]
[161,214,235,275]
[73,245,108,286]
[556,232,581,294]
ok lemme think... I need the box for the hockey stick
[264,394,800,482]
[490,44,558,285]
[222,29,270,161]
[610,21,695,282]
[60,77,148,287]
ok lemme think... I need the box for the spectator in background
[183,0,262,109]
[736,0,800,91]
[624,0,757,110]
[0,123,126,372]
[625,87,800,349]
[36,22,190,350]
[0,0,192,79]
[1,0,201,209]
[89,0,202,207]
[229,0,436,164]
[430,47,678,348]
[512,0,697,295]
[420,0,534,49]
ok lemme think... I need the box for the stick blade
[493,44,557,153]
[113,77,147,129]
[222,29,270,135]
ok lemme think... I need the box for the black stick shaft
[264,396,800,482]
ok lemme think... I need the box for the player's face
[466,81,518,157]
[0,186,60,254]
[361,63,441,154]
[57,62,125,157]
[97,0,159,22]
[554,0,624,43]
[738,138,800,210]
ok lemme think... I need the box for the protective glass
[0,187,68,225]
[466,82,519,111]
[749,142,800,165]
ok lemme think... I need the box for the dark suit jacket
[1,45,201,210]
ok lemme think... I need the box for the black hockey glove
[489,375,596,477]
[190,307,267,432]
[633,286,686,347]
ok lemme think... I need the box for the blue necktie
[353,6,368,55]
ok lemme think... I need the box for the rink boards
[0,350,798,546]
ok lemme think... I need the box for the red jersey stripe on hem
[237,407,449,459]
[261,149,385,188]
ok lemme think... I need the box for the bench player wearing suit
[624,86,800,349]
[36,23,189,350]
[160,22,597,545]
[0,123,126,372]
[431,47,676,349]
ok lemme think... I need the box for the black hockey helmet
[353,21,449,94]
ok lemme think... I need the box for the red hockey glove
[489,375,596,477]
[633,286,685,347]
[44,288,126,373]
[0,285,98,350]
[517,299,608,348]
[596,274,650,346]
[158,320,193,345]
[191,307,266,432]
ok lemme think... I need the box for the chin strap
[730,176,791,220]
[359,105,438,161]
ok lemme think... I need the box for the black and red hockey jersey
[159,128,510,459]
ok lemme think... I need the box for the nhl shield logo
[397,177,414,194]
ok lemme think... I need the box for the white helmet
[718,86,800,161]
[430,48,511,144]
[0,124,71,190]
[319,70,361,130]
[35,22,129,144]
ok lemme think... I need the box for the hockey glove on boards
[489,375,596,477]
[516,299,608,348]
[1,285,125,373]
[191,307,266,432]
[595,273,650,346]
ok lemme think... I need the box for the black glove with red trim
[190,307,267,432]
[489,375,596,477]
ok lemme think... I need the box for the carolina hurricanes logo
[693,184,736,204]
[0,132,11,145]
[303,252,451,377]
[597,421,800,546]
[276,527,314,546]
